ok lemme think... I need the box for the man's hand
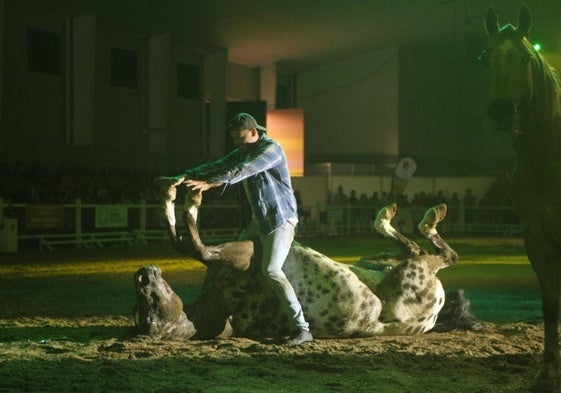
[185,179,223,192]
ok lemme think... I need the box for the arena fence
[0,198,523,252]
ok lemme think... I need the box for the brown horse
[482,5,561,392]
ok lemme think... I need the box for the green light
[533,43,541,51]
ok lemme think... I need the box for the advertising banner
[25,205,65,229]
[95,206,128,228]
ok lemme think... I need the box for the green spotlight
[533,43,541,52]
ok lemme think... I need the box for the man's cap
[228,113,267,133]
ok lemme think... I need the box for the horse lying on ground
[133,187,480,341]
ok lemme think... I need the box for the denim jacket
[184,134,298,234]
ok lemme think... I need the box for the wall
[398,43,513,176]
[2,3,66,168]
[0,0,4,161]
[226,62,259,102]
[0,2,522,179]
[165,45,204,172]
[1,2,208,173]
[297,47,399,164]
[93,26,145,169]
[291,175,328,220]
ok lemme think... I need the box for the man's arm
[154,149,240,190]
[208,141,283,186]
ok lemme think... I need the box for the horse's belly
[284,245,383,337]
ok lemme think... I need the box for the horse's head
[481,5,536,131]
[132,265,197,340]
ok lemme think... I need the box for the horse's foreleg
[373,203,423,258]
[156,185,201,256]
[539,295,560,389]
[525,232,560,391]
[179,192,253,271]
[417,204,458,265]
[159,185,179,242]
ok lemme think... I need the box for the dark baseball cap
[228,113,267,133]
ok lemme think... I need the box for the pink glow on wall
[266,109,304,177]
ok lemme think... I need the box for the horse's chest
[511,172,561,240]
[511,162,560,214]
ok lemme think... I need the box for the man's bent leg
[261,223,311,341]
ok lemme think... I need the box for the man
[157,113,313,346]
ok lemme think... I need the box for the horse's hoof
[373,203,397,234]
[418,204,447,237]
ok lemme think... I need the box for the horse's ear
[517,4,532,38]
[484,7,499,36]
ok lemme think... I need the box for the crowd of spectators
[324,175,516,235]
[0,162,249,235]
[0,162,162,205]
[0,162,518,236]
[0,162,513,207]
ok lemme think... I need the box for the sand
[0,241,547,393]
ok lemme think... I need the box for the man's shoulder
[259,134,282,149]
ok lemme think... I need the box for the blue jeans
[240,219,309,331]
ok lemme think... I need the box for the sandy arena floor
[0,239,548,393]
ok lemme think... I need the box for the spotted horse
[133,187,471,341]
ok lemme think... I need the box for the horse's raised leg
[160,184,179,242]
[157,185,253,270]
[417,204,458,265]
[525,232,560,392]
[373,203,423,258]
[180,189,253,271]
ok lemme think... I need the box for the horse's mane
[525,38,561,132]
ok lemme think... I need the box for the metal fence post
[140,199,147,242]
[75,198,82,248]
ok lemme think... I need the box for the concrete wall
[1,2,209,172]
[298,47,399,164]
[2,3,66,167]
[1,2,514,179]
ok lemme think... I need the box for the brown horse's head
[481,5,535,130]
[133,265,198,340]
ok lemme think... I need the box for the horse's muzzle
[487,99,515,130]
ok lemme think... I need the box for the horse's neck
[516,60,561,164]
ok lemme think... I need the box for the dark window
[27,28,62,75]
[110,47,138,88]
[178,63,200,99]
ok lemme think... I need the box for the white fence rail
[0,198,242,252]
[0,198,523,252]
[315,204,523,238]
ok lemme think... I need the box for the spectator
[329,186,348,235]
[294,189,311,224]
[463,188,477,224]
